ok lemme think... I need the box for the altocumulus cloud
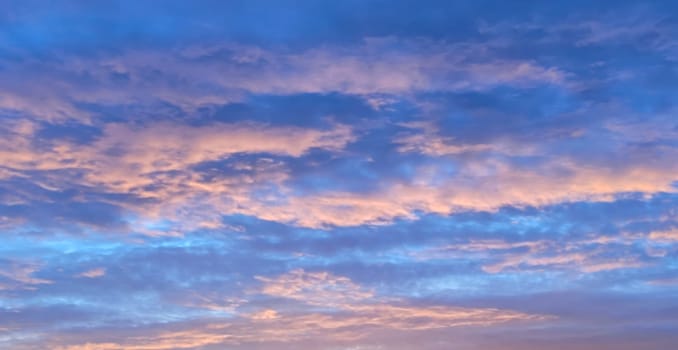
[1,1,678,349]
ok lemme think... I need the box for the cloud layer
[1,1,678,349]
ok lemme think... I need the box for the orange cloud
[0,40,566,124]
[649,229,678,242]
[256,269,375,307]
[241,153,678,227]
[52,269,549,350]
[413,235,650,274]
[77,268,106,278]
[2,105,676,231]
[0,260,52,291]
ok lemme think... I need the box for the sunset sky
[1,1,678,349]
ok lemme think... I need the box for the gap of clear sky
[1,1,677,349]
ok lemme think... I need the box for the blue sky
[1,1,678,349]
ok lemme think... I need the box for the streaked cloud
[76,268,106,278]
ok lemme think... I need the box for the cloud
[0,37,568,124]
[76,268,106,278]
[256,269,374,307]
[2,2,678,349]
[413,233,651,274]
[1,18,675,231]
[0,259,52,291]
[253,269,549,329]
[394,121,496,156]
[0,119,355,232]
[239,153,678,227]
[649,229,678,242]
[1,120,354,176]
[53,328,234,350]
[6,107,675,231]
[46,269,548,350]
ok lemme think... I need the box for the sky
[0,1,677,349]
